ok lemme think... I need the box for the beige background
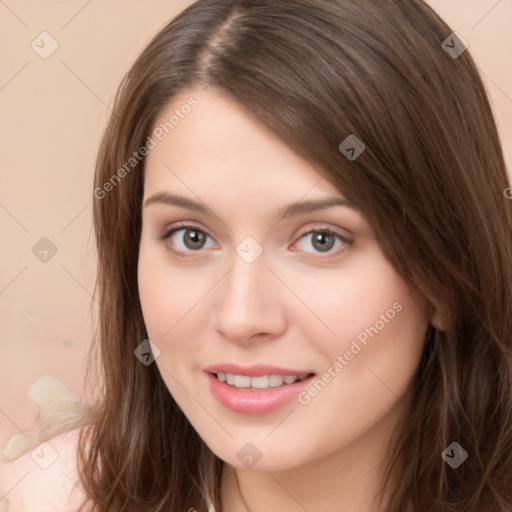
[1,0,511,452]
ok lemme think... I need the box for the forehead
[144,88,342,202]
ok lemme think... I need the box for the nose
[214,246,288,345]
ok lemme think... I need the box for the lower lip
[206,373,315,415]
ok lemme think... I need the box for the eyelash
[159,222,352,259]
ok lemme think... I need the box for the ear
[430,305,451,332]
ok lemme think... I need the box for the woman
[1,1,511,511]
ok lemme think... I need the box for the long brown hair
[76,1,512,510]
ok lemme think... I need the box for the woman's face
[138,87,431,471]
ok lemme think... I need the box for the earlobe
[430,306,450,332]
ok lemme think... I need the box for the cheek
[289,249,420,350]
[137,245,221,380]
[138,244,200,338]
[296,248,429,389]
[288,260,429,459]
[137,254,206,406]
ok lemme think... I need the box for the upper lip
[203,363,315,377]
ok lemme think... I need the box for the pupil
[313,232,334,252]
[185,230,205,249]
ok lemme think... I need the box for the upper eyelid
[161,222,213,240]
[161,221,350,237]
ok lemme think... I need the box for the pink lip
[203,363,313,377]
[204,365,316,415]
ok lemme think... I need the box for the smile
[204,364,316,415]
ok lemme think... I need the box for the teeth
[216,373,310,389]
[269,375,284,387]
[251,375,269,388]
[234,375,251,388]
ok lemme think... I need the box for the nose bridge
[223,248,268,318]
[215,244,285,341]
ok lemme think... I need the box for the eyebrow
[143,192,359,220]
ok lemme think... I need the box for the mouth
[204,364,317,415]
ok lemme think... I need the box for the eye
[161,224,216,257]
[292,229,351,256]
[160,224,352,259]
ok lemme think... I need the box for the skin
[138,87,438,512]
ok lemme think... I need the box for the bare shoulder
[0,427,94,512]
